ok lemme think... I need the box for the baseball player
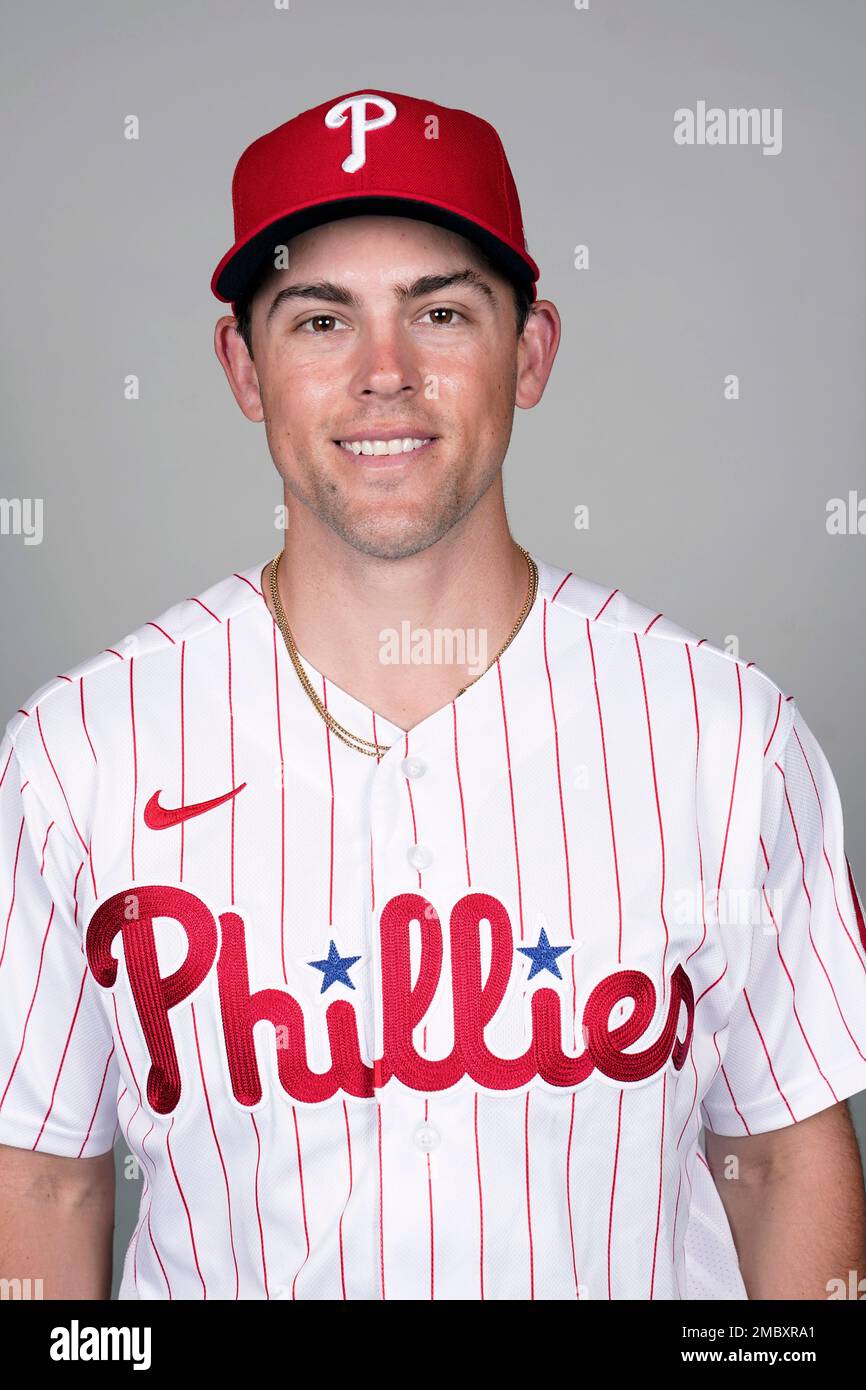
[2,89,866,1302]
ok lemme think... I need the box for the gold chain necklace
[268,545,539,758]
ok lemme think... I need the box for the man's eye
[298,314,345,333]
[420,307,464,326]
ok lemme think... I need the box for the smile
[336,437,434,457]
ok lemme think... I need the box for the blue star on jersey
[308,941,362,994]
[517,926,571,981]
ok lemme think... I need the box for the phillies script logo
[85,886,694,1113]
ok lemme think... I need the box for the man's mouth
[335,436,436,457]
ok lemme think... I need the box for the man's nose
[352,325,422,397]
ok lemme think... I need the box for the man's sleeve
[0,726,119,1156]
[700,699,866,1137]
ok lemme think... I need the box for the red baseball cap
[210,89,540,310]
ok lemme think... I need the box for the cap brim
[211,193,539,306]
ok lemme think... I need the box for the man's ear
[515,300,561,410]
[214,316,265,422]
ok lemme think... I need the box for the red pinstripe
[496,662,524,938]
[0,743,12,788]
[633,635,670,993]
[229,620,277,1293]
[38,821,53,873]
[594,589,619,621]
[523,1090,535,1299]
[763,691,782,756]
[697,967,728,1013]
[718,1062,751,1134]
[426,1147,435,1300]
[79,678,97,763]
[72,860,83,931]
[451,701,471,887]
[473,1091,485,1298]
[86,828,97,904]
[0,903,54,1110]
[227,620,238,905]
[677,1046,700,1153]
[793,724,866,976]
[250,1111,270,1297]
[648,1072,667,1298]
[760,886,839,1103]
[779,767,866,1060]
[550,572,572,604]
[146,1209,169,1296]
[317,689,358,1298]
[370,736,385,1300]
[402,732,436,1297]
[678,966,728,1150]
[741,989,797,1121]
[683,1140,695,1207]
[35,706,89,857]
[607,1089,624,1298]
[586,620,623,962]
[176,643,187,877]
[542,600,574,940]
[715,664,744,908]
[644,613,663,634]
[290,1106,311,1299]
[322,678,336,923]
[165,1113,208,1296]
[848,858,866,954]
[670,1166,683,1260]
[33,964,88,1149]
[565,1093,580,1297]
[542,599,581,1282]
[128,659,138,880]
[338,1099,354,1299]
[188,597,221,623]
[191,1003,240,1298]
[271,624,288,984]
[370,711,381,914]
[456,710,485,1298]
[684,644,708,966]
[377,1100,386,1300]
[0,817,25,971]
[233,571,263,597]
[77,1043,116,1158]
[112,996,170,1295]
[403,731,422,891]
[145,622,175,645]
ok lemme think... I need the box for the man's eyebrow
[264,267,496,327]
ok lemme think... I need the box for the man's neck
[260,494,530,733]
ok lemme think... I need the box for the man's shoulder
[535,553,793,751]
[4,557,267,768]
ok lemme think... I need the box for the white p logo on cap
[324,93,398,173]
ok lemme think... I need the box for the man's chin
[323,506,464,562]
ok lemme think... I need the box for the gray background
[1,0,863,1296]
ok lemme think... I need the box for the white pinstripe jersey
[2,553,865,1301]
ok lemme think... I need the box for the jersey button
[407,843,433,869]
[400,755,427,779]
[413,1122,441,1153]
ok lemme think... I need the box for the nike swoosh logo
[144,783,247,829]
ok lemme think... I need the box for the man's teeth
[338,437,432,456]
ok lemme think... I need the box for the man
[1,88,865,1301]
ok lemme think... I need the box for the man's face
[243,215,525,560]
